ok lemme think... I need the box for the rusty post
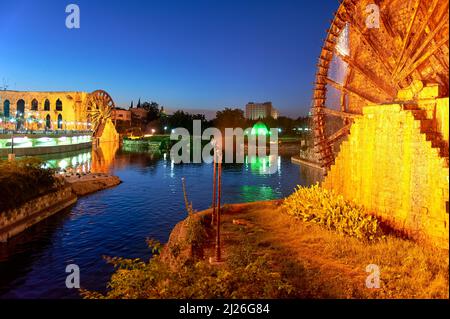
[211,148,217,226]
[215,149,222,262]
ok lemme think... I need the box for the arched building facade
[0,90,92,131]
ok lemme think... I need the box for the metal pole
[215,149,222,262]
[211,148,217,226]
[11,130,13,154]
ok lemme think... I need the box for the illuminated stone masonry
[323,92,449,248]
[0,90,91,131]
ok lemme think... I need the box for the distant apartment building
[245,102,278,120]
[112,108,131,123]
[130,107,148,120]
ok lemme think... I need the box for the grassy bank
[0,158,61,212]
[82,188,448,299]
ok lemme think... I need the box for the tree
[214,108,246,130]
[168,110,209,134]
[142,101,161,122]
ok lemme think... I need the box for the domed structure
[250,122,269,136]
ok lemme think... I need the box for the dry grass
[209,201,449,299]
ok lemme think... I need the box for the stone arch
[57,114,63,129]
[45,114,51,129]
[3,100,10,117]
[44,99,50,111]
[31,98,38,111]
[16,99,25,117]
[56,98,63,111]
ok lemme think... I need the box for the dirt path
[202,200,448,298]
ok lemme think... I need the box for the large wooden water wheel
[86,90,115,137]
[313,0,449,172]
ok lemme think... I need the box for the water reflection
[91,142,119,173]
[0,146,322,298]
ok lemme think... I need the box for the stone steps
[407,106,449,168]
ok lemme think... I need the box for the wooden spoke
[327,123,352,144]
[392,0,422,76]
[397,34,450,84]
[392,0,441,79]
[316,107,361,119]
[312,0,449,172]
[325,77,381,104]
[336,50,396,98]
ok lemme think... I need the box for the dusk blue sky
[0,0,338,118]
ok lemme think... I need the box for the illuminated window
[56,99,63,111]
[57,114,63,129]
[44,99,50,111]
[31,99,38,111]
[3,100,10,117]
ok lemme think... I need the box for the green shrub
[282,184,384,241]
[0,157,59,212]
[81,240,294,299]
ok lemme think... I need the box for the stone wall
[322,100,449,248]
[0,187,77,242]
[0,141,91,157]
[99,119,119,143]
[0,90,89,131]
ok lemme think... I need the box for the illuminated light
[37,137,52,143]
[13,137,29,143]
[171,129,175,134]
[278,128,282,133]
[72,157,78,166]
[250,122,269,136]
[164,126,168,130]
[58,160,68,170]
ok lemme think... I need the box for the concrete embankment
[291,155,324,170]
[0,142,92,157]
[0,187,76,242]
[0,173,121,242]
[66,173,121,196]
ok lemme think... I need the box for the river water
[0,143,322,298]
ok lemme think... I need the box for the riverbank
[91,199,448,299]
[0,134,92,157]
[66,173,121,196]
[291,155,324,170]
[0,173,121,242]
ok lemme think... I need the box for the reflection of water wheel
[313,0,449,172]
[86,90,115,136]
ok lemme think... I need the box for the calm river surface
[0,145,322,298]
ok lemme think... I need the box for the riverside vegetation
[81,185,449,299]
[0,157,61,212]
